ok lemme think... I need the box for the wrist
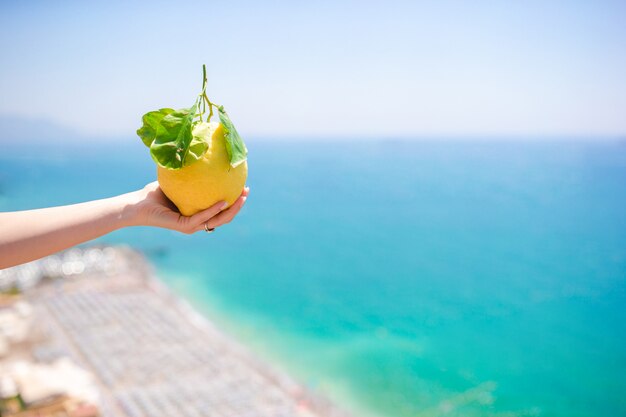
[112,191,143,228]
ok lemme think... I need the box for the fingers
[192,186,250,233]
[186,200,230,231]
[139,184,249,234]
[204,195,247,230]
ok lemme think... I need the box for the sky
[0,0,625,140]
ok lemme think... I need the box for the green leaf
[149,103,201,169]
[218,106,248,167]
[188,122,211,161]
[136,108,175,147]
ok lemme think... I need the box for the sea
[1,138,625,417]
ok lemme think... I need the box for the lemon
[157,121,248,216]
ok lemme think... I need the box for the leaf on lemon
[149,103,200,169]
[188,122,211,161]
[136,108,175,147]
[218,106,248,168]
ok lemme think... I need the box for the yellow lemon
[157,121,248,216]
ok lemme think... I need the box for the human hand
[125,182,249,234]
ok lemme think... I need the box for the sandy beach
[0,246,349,417]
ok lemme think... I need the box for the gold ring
[204,222,215,233]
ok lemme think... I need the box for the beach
[0,246,349,417]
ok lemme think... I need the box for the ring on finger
[204,222,215,233]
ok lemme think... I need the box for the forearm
[0,193,138,269]
[0,182,248,269]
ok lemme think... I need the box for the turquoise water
[1,139,625,416]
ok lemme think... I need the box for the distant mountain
[0,114,82,143]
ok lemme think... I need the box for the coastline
[0,245,351,417]
[155,271,386,417]
[144,266,350,417]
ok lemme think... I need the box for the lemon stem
[198,65,222,123]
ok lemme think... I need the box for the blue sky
[0,0,625,140]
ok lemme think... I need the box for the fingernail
[221,201,229,209]
[242,197,247,203]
